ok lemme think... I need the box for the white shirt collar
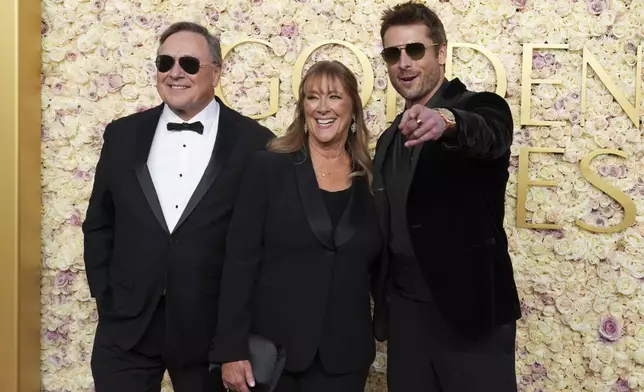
[160,98,220,136]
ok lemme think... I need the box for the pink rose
[532,53,546,69]
[553,98,565,110]
[587,0,608,15]
[54,271,74,288]
[512,0,527,10]
[531,362,547,377]
[599,315,621,341]
[206,11,220,24]
[280,24,298,38]
[44,330,60,344]
[615,379,631,392]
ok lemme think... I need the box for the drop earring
[304,123,308,134]
[350,117,356,133]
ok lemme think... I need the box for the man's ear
[212,64,222,88]
[438,43,447,66]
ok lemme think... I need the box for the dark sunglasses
[155,54,214,75]
[381,42,440,65]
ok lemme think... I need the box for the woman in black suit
[212,60,383,392]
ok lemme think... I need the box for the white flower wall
[41,0,644,390]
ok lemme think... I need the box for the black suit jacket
[372,78,521,340]
[82,97,274,364]
[211,150,383,374]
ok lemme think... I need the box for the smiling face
[383,24,446,108]
[303,75,353,146]
[156,31,221,120]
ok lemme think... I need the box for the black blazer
[82,97,273,364]
[372,78,521,340]
[211,150,383,374]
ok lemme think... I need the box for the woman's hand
[222,360,255,392]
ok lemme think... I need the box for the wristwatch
[436,108,456,131]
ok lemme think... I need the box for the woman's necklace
[309,141,347,177]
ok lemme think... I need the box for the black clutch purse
[210,334,286,392]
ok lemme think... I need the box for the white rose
[556,296,574,314]
[593,296,610,313]
[596,282,615,297]
[596,264,616,281]
[616,276,637,296]
[633,350,644,365]
[120,85,139,101]
[601,366,618,383]
[598,345,614,364]
[634,325,644,341]
[589,357,603,372]
[628,376,639,389]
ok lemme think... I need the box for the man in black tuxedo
[82,21,273,392]
[372,3,521,391]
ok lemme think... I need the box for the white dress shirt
[147,99,220,233]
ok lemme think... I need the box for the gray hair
[159,21,222,64]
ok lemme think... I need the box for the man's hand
[399,104,447,147]
[221,360,255,392]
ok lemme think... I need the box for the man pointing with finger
[371,2,521,392]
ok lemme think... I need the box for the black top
[382,130,433,302]
[321,187,352,236]
[382,81,450,302]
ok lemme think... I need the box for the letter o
[292,40,374,107]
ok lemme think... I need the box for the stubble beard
[394,67,443,108]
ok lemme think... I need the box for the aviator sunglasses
[155,54,214,75]
[381,42,440,65]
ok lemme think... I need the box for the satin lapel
[293,152,335,250]
[372,120,400,240]
[334,177,366,248]
[372,120,400,192]
[172,101,240,233]
[134,105,169,233]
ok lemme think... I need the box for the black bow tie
[167,121,204,135]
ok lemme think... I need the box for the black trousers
[387,290,517,392]
[91,296,221,392]
[274,353,369,392]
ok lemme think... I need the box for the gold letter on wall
[520,44,569,126]
[516,147,565,229]
[446,42,508,97]
[215,39,280,119]
[292,40,374,106]
[581,46,642,126]
[577,149,637,233]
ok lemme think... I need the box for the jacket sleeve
[82,124,115,308]
[210,151,269,363]
[440,92,514,160]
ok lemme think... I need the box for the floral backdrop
[40,0,644,390]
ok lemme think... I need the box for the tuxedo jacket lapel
[334,177,366,248]
[373,118,400,192]
[173,99,240,233]
[372,115,401,238]
[292,150,365,250]
[134,104,169,234]
[293,151,335,250]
